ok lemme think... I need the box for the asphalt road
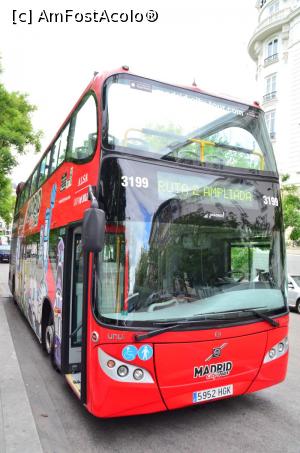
[1,263,300,453]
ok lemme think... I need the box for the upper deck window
[49,124,70,175]
[68,94,97,161]
[103,75,278,175]
[39,150,51,186]
[30,165,40,196]
[19,180,31,208]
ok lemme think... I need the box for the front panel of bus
[85,74,288,417]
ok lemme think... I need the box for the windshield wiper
[136,322,203,341]
[135,316,229,342]
[134,308,280,341]
[196,307,280,327]
[240,309,280,327]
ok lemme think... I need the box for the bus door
[65,227,84,398]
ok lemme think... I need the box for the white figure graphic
[141,345,151,360]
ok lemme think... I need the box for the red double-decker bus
[9,67,288,417]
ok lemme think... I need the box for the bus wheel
[296,300,300,315]
[12,276,17,304]
[44,312,54,355]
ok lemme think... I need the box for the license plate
[193,384,233,403]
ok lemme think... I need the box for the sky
[0,0,259,184]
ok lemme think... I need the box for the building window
[265,38,279,65]
[265,110,276,139]
[263,73,277,101]
[269,1,279,16]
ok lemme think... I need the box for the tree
[281,174,300,243]
[0,179,15,225]
[0,58,41,224]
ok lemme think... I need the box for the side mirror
[288,282,294,290]
[82,207,106,253]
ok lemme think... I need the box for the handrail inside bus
[123,127,265,171]
[189,138,265,170]
[189,139,215,163]
[123,128,144,146]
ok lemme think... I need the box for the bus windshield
[103,74,277,175]
[96,157,286,325]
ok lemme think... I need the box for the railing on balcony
[258,8,291,30]
[263,91,277,102]
[264,53,279,66]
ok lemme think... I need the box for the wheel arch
[41,298,53,346]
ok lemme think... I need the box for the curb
[0,298,43,453]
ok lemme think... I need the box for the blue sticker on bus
[122,345,138,361]
[138,344,153,361]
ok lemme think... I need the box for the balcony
[264,53,279,66]
[249,6,300,61]
[258,8,291,30]
[263,91,277,102]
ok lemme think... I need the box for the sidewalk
[287,246,300,255]
[0,281,43,452]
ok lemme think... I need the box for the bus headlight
[117,365,129,377]
[277,342,285,353]
[107,360,116,368]
[268,348,276,359]
[263,337,289,363]
[133,368,144,381]
[98,348,154,383]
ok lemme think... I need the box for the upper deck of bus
[13,67,278,238]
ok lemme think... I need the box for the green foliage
[290,227,300,242]
[281,174,300,242]
[0,178,15,225]
[0,85,42,154]
[231,247,250,275]
[0,61,42,223]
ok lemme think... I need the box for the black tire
[296,300,300,315]
[44,311,55,355]
[11,276,17,305]
[42,307,60,372]
[42,306,54,354]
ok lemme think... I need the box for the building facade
[248,0,300,184]
[0,218,11,244]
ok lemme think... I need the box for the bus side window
[20,179,31,207]
[49,124,70,175]
[57,124,70,166]
[49,141,60,175]
[68,94,97,160]
[19,191,25,209]
[39,150,51,186]
[24,179,31,203]
[15,196,20,213]
[30,165,40,196]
